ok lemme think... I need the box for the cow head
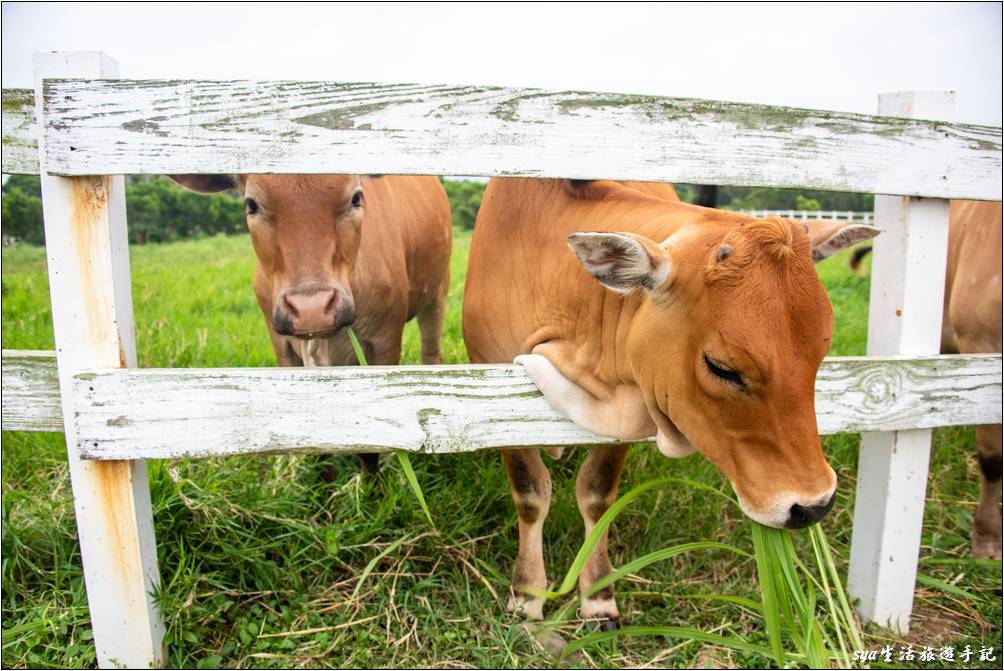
[170,174,364,339]
[568,217,879,528]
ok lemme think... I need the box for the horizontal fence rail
[2,83,1001,199]
[1,350,63,431]
[3,350,1000,459]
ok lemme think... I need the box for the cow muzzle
[733,468,837,529]
[785,491,836,529]
[273,285,356,338]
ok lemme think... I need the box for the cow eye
[703,353,746,390]
[245,198,259,215]
[351,191,363,208]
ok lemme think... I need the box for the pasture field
[2,230,1001,668]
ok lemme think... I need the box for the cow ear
[803,220,881,262]
[168,174,243,194]
[567,232,671,292]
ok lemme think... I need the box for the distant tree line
[1,176,44,244]
[441,179,484,231]
[2,176,873,246]
[674,183,874,212]
[2,175,245,246]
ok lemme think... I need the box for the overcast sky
[2,2,1001,126]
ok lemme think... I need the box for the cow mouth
[651,406,696,457]
[293,327,339,340]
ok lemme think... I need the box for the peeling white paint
[5,351,999,457]
[0,81,997,199]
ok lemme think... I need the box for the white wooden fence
[739,209,874,225]
[1,51,1001,668]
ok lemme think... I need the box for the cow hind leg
[954,332,1002,559]
[972,424,1003,560]
[502,448,552,620]
[575,443,629,629]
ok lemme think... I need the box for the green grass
[2,233,1000,668]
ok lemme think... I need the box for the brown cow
[942,200,1002,559]
[850,200,1002,559]
[463,178,879,626]
[172,174,452,473]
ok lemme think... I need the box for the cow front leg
[270,331,353,480]
[502,448,552,620]
[416,279,448,365]
[575,443,629,630]
[972,424,1002,559]
[352,328,406,475]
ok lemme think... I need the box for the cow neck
[528,266,649,405]
[527,182,719,403]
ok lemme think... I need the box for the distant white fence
[739,209,874,225]
[1,51,1001,668]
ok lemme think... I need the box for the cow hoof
[358,453,381,476]
[507,592,545,621]
[596,617,621,632]
[972,530,1003,560]
[581,596,620,625]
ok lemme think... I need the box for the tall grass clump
[548,477,864,668]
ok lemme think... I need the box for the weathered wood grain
[26,79,1000,199]
[815,353,1000,433]
[2,88,38,174]
[6,350,999,450]
[1,350,61,431]
[55,354,1002,460]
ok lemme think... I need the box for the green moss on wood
[1,88,34,113]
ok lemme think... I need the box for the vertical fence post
[33,51,166,668]
[847,91,955,634]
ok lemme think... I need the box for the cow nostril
[786,493,835,529]
[283,294,300,319]
[334,300,357,329]
[787,504,812,528]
